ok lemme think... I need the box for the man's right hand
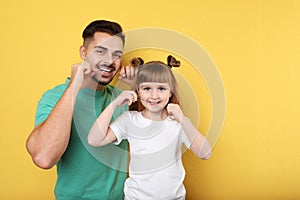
[69,61,96,92]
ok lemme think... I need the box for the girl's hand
[166,103,183,123]
[113,90,137,108]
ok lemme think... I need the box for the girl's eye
[143,87,150,91]
[158,87,166,91]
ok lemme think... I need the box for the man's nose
[102,53,114,65]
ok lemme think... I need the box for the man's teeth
[99,67,113,72]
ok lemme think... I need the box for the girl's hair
[130,56,180,111]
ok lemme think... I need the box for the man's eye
[112,53,122,59]
[96,50,105,55]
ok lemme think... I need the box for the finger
[166,108,177,121]
[118,74,123,80]
[125,66,131,79]
[129,66,135,79]
[71,63,82,78]
[90,68,97,77]
[167,104,178,114]
[83,68,92,78]
[167,103,177,107]
[166,104,173,111]
[128,98,133,105]
[127,66,136,80]
[126,95,133,105]
[166,106,172,115]
[119,66,126,78]
[72,63,80,71]
[132,91,138,102]
[168,104,180,112]
[90,71,96,77]
[134,67,138,78]
[128,91,136,103]
[84,67,91,74]
[81,61,91,71]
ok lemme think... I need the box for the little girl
[88,56,212,200]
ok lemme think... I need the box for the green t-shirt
[35,78,128,200]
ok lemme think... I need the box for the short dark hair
[82,20,125,46]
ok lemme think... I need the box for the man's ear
[79,46,86,60]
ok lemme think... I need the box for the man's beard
[92,75,113,86]
[92,63,116,86]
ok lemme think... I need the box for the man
[26,20,136,199]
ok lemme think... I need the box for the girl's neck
[141,109,168,121]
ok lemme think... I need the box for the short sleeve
[110,111,130,145]
[180,126,191,149]
[34,83,67,127]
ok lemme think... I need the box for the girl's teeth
[148,101,159,104]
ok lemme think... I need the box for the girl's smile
[138,82,172,120]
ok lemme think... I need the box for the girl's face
[138,82,172,113]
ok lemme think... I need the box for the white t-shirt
[110,111,191,200]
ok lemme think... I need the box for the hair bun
[167,55,180,68]
[130,57,144,67]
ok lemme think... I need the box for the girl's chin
[145,107,166,113]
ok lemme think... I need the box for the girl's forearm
[181,116,212,160]
[88,102,116,146]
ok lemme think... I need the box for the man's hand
[69,61,96,92]
[118,57,143,89]
[118,65,138,89]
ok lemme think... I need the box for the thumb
[166,104,172,114]
[119,66,126,79]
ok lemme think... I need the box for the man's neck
[85,78,105,90]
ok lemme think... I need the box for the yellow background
[1,0,300,199]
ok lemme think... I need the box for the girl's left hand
[166,103,183,123]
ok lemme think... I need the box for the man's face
[83,32,124,85]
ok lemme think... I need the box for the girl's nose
[151,90,158,98]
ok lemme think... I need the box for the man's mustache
[96,63,116,71]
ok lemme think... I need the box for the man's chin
[92,76,113,86]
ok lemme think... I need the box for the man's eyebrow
[94,46,123,54]
[113,50,123,54]
[94,45,108,50]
